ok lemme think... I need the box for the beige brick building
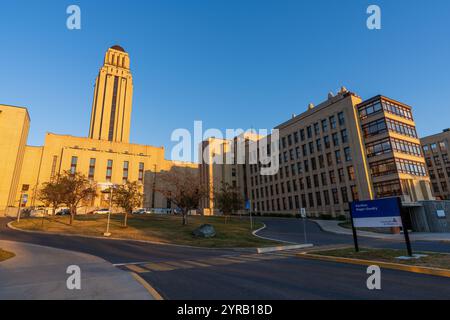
[421,129,450,200]
[201,88,434,217]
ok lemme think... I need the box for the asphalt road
[257,217,450,253]
[1,217,450,300]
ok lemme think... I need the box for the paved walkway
[312,220,450,242]
[0,240,152,300]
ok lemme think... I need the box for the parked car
[132,208,152,215]
[93,208,111,215]
[55,208,71,216]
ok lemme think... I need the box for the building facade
[421,129,450,200]
[0,46,197,216]
[201,88,434,217]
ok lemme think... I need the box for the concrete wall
[410,200,450,232]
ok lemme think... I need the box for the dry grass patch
[0,249,15,262]
[12,214,280,248]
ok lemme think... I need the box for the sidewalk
[312,220,450,242]
[0,240,152,300]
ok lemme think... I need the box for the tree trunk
[69,211,74,225]
[182,211,188,226]
[123,211,129,228]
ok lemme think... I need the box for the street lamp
[101,183,116,237]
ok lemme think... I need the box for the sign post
[350,197,411,256]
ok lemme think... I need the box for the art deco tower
[88,45,133,143]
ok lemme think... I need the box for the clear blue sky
[1,0,450,159]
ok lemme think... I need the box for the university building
[421,129,450,200]
[0,46,197,216]
[201,88,434,218]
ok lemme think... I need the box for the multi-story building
[201,88,434,217]
[421,129,450,200]
[0,46,197,216]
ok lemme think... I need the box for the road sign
[245,200,251,210]
[300,208,307,218]
[350,198,402,228]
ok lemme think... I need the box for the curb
[297,252,450,278]
[6,221,273,253]
[257,244,313,254]
[130,272,164,300]
[252,223,299,245]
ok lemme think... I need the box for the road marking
[182,260,211,268]
[204,257,236,266]
[143,262,177,272]
[125,264,150,273]
[130,272,164,300]
[164,261,194,269]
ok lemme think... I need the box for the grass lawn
[0,249,15,262]
[313,247,450,270]
[11,214,280,248]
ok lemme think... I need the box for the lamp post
[102,183,116,237]
[16,192,24,223]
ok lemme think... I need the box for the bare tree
[214,182,244,217]
[59,171,97,225]
[157,169,207,226]
[110,181,143,228]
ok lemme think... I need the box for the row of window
[251,166,356,197]
[366,137,423,158]
[359,99,413,121]
[395,159,428,176]
[373,180,402,198]
[253,185,358,212]
[281,112,346,149]
[426,153,450,168]
[70,156,144,183]
[251,148,353,183]
[423,141,447,154]
[429,167,450,181]
[362,118,418,139]
[279,130,349,164]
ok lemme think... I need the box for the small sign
[437,210,446,218]
[300,208,307,218]
[245,200,251,210]
[22,194,28,204]
[351,198,402,228]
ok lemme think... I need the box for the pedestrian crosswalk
[117,249,309,274]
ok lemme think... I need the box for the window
[366,138,392,157]
[287,134,293,146]
[439,141,447,152]
[347,166,355,181]
[359,101,383,120]
[423,145,430,153]
[386,119,418,138]
[313,174,319,188]
[106,160,113,182]
[338,168,345,183]
[373,180,402,198]
[316,139,322,152]
[282,137,287,149]
[51,155,58,179]
[344,147,352,162]
[314,123,320,136]
[332,133,339,147]
[338,112,345,126]
[332,188,339,204]
[370,159,397,177]
[304,160,309,172]
[438,168,445,179]
[326,153,333,166]
[138,162,144,182]
[362,119,387,137]
[318,155,325,168]
[434,155,441,166]
[300,129,305,141]
[391,138,422,157]
[294,132,299,144]
[321,172,328,186]
[323,190,331,205]
[335,150,341,164]
[316,192,322,206]
[89,158,96,179]
[341,187,349,203]
[70,156,78,174]
[351,185,359,201]
[311,157,317,171]
[396,159,427,176]
[341,129,348,144]
[309,142,314,154]
[381,100,413,121]
[441,181,448,192]
[329,116,337,129]
[307,126,312,139]
[324,136,331,149]
[295,147,301,159]
[122,161,129,183]
[329,170,336,184]
[302,145,308,157]
[308,193,314,208]
[322,119,328,132]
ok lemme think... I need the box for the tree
[214,182,244,218]
[38,178,65,216]
[157,169,207,226]
[110,181,143,228]
[59,170,97,225]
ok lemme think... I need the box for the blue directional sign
[350,198,402,228]
[245,200,251,210]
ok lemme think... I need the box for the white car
[93,208,111,215]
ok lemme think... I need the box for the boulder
[192,224,216,238]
